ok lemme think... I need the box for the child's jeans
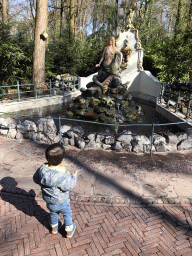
[46,199,73,227]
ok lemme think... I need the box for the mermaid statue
[94,37,123,94]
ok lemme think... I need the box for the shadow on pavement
[0,176,50,231]
[65,153,192,234]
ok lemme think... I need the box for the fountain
[62,30,148,125]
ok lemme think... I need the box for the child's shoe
[66,222,76,238]
[51,220,64,234]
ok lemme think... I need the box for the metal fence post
[50,79,52,96]
[34,81,37,99]
[114,103,120,134]
[186,93,192,119]
[59,116,61,143]
[175,90,180,113]
[73,77,76,91]
[78,77,80,90]
[150,123,155,156]
[61,79,64,95]
[17,82,20,102]
[67,78,70,92]
[166,87,171,108]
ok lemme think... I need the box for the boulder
[111,141,122,150]
[104,135,115,145]
[166,144,177,151]
[95,134,105,143]
[132,135,151,153]
[60,125,71,135]
[0,118,5,127]
[53,135,61,143]
[155,142,166,152]
[86,140,96,148]
[16,132,24,141]
[86,133,95,141]
[37,117,57,135]
[7,128,17,139]
[17,120,36,134]
[145,144,156,153]
[66,130,79,139]
[75,137,85,149]
[177,137,192,150]
[70,126,84,137]
[102,144,111,150]
[61,137,69,146]
[23,132,37,141]
[116,130,132,144]
[176,132,188,143]
[159,131,178,144]
[36,132,51,144]
[153,134,166,145]
[0,129,8,136]
[17,124,28,134]
[152,134,166,152]
[68,137,75,146]
[22,120,37,132]
[0,117,20,129]
[123,143,132,152]
[89,98,101,107]
[86,141,102,149]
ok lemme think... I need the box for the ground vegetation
[0,0,191,88]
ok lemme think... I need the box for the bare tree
[60,0,65,38]
[187,0,192,28]
[174,0,184,38]
[69,0,74,40]
[2,0,7,23]
[33,0,48,86]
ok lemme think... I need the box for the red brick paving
[0,192,192,256]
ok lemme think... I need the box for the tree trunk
[174,0,184,38]
[144,0,150,18]
[69,0,75,40]
[60,0,64,38]
[187,0,192,28]
[92,0,98,35]
[2,0,7,24]
[146,0,154,28]
[81,5,88,37]
[32,0,48,87]
[168,13,173,38]
[29,0,35,21]
[78,0,83,39]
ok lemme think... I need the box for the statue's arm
[96,47,106,67]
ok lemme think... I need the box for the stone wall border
[0,116,192,153]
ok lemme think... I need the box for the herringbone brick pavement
[1,191,192,256]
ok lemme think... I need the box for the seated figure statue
[94,37,123,93]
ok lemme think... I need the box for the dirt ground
[0,136,192,204]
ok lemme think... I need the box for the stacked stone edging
[1,190,191,205]
[0,117,192,153]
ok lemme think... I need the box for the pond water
[2,99,183,136]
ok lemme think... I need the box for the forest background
[0,0,192,90]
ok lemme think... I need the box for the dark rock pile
[64,74,142,124]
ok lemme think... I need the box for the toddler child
[33,143,77,238]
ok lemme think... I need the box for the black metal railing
[0,77,80,103]
[158,81,192,119]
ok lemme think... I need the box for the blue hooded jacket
[33,164,77,204]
